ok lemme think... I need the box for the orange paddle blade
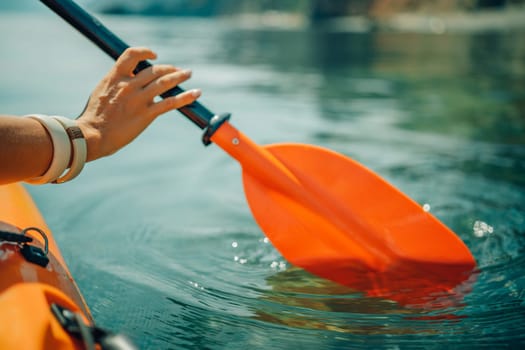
[211,122,476,306]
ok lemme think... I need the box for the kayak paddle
[40,0,476,306]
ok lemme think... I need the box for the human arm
[0,47,200,185]
[0,116,54,184]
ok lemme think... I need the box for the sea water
[1,11,524,349]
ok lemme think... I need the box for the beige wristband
[25,115,71,185]
[51,116,87,184]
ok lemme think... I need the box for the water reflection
[216,26,525,144]
[256,267,471,335]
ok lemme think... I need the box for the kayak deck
[0,183,92,349]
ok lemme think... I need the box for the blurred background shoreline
[2,0,525,33]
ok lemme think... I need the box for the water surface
[1,12,524,349]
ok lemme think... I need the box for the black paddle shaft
[40,0,228,143]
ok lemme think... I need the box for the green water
[1,12,524,349]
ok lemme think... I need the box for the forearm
[0,115,53,184]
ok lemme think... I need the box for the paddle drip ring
[202,113,231,145]
[22,227,49,256]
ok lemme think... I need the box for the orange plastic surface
[0,183,92,349]
[0,284,87,350]
[211,122,476,306]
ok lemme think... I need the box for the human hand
[77,47,201,161]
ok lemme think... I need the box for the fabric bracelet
[51,116,87,184]
[25,115,71,185]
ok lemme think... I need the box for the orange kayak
[0,183,91,349]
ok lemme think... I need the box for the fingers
[118,47,194,101]
[148,89,202,118]
[140,69,193,101]
[114,47,202,119]
[114,47,157,76]
[132,64,179,87]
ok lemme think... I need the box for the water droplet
[270,261,287,271]
[189,281,204,290]
[423,203,431,212]
[231,241,238,248]
[473,220,494,237]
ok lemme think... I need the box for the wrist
[24,115,88,184]
[75,118,101,162]
[51,117,88,184]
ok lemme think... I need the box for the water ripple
[9,13,525,349]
